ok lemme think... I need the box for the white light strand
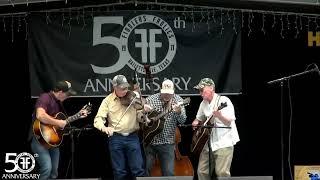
[307,17,311,32]
[261,13,266,35]
[17,16,21,32]
[77,9,80,24]
[233,10,237,34]
[24,17,28,40]
[212,9,216,23]
[8,0,14,7]
[272,14,276,29]
[207,10,210,34]
[247,12,252,37]
[3,17,6,32]
[220,10,224,36]
[287,14,290,31]
[46,11,51,24]
[227,10,231,24]
[280,14,284,39]
[11,15,14,42]
[182,7,186,20]
[68,8,72,37]
[0,1,320,42]
[82,8,86,31]
[61,12,65,27]
[294,14,299,39]
[191,8,195,32]
[199,9,205,23]
[241,11,244,29]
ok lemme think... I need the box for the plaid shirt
[145,93,187,145]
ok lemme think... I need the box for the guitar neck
[66,112,81,123]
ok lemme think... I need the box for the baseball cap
[160,79,174,94]
[54,80,77,96]
[112,75,130,88]
[193,78,215,89]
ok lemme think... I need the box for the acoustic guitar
[191,102,227,155]
[142,97,191,146]
[33,103,92,149]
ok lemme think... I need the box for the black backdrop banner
[28,11,241,96]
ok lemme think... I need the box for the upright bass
[151,127,194,176]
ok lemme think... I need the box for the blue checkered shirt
[145,93,187,145]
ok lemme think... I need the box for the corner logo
[295,165,320,180]
[2,152,40,179]
[308,31,320,47]
[92,14,177,75]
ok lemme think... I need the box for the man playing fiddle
[93,75,145,180]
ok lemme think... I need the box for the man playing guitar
[29,80,89,180]
[192,78,240,180]
[143,79,187,176]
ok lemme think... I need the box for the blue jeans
[108,133,145,180]
[30,138,59,180]
[145,144,175,176]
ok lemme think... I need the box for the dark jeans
[30,138,59,180]
[108,133,145,180]
[145,144,175,176]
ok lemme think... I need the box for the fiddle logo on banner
[2,152,40,179]
[295,165,320,180]
[91,14,177,75]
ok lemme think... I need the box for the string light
[11,15,14,42]
[206,10,210,34]
[294,14,299,39]
[220,9,224,36]
[261,13,266,35]
[280,14,284,39]
[24,16,28,40]
[82,8,86,31]
[3,17,6,32]
[232,10,237,34]
[68,8,72,37]
[0,0,319,42]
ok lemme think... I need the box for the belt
[114,131,138,136]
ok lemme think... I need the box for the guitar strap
[163,98,172,120]
[209,94,221,124]
[48,91,68,115]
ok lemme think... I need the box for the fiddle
[120,90,145,110]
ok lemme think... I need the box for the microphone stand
[267,66,318,180]
[65,126,93,178]
[179,124,231,178]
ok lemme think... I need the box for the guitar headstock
[218,102,227,110]
[82,102,92,115]
[177,97,191,106]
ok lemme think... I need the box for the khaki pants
[197,142,234,180]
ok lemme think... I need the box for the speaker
[137,176,193,180]
[218,177,273,180]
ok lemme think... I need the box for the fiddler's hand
[143,104,153,112]
[172,103,181,114]
[191,119,199,130]
[102,127,114,137]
